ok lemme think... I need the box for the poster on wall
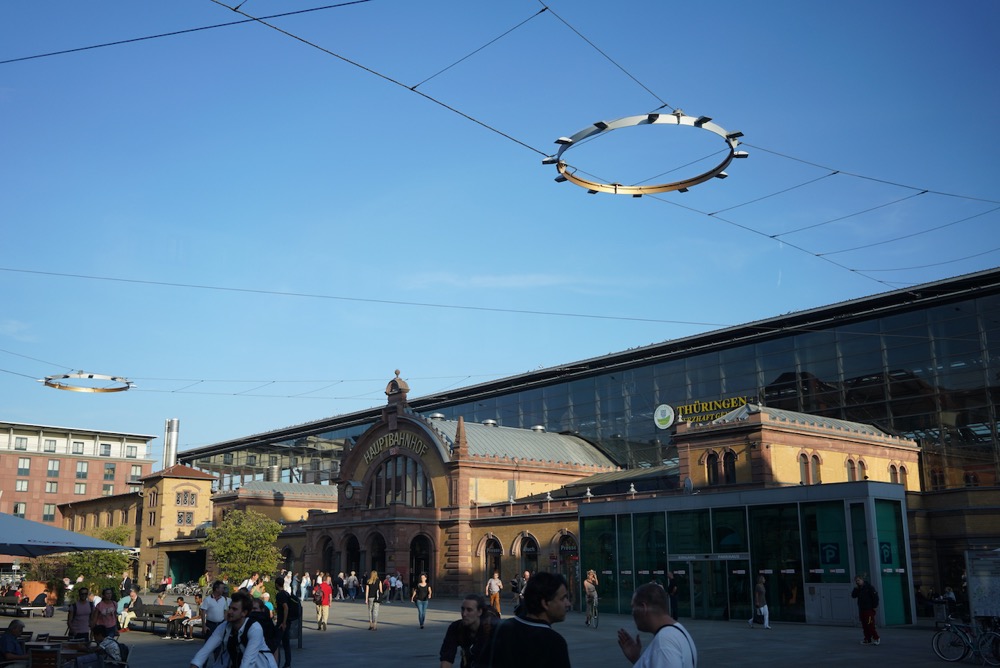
[966,551,1000,618]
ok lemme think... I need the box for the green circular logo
[654,404,675,430]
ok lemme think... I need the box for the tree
[65,525,132,581]
[203,510,282,583]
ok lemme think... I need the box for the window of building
[17,458,30,476]
[100,443,112,457]
[269,456,278,467]
[964,472,980,487]
[723,451,737,484]
[177,512,185,525]
[72,441,84,455]
[889,465,899,484]
[126,445,137,458]
[15,480,28,492]
[80,515,87,530]
[846,459,857,482]
[186,512,193,525]
[799,453,809,485]
[14,437,27,451]
[45,481,58,493]
[365,455,435,508]
[42,504,56,522]
[176,492,182,505]
[706,452,719,486]
[13,503,26,518]
[106,511,113,525]
[75,483,87,495]
[190,493,197,506]
[47,459,60,477]
[43,439,57,453]
[811,454,822,484]
[102,484,114,496]
[104,463,116,480]
[129,465,142,482]
[76,461,88,479]
[900,466,908,489]
[858,460,868,480]
[148,512,156,526]
[223,453,233,465]
[246,455,257,466]
[121,509,129,524]
[94,513,100,528]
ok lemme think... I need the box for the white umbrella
[0,513,129,558]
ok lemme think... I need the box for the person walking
[91,587,120,639]
[665,572,680,620]
[274,575,293,668]
[299,573,311,603]
[486,571,504,617]
[346,571,359,601]
[67,587,93,641]
[852,575,881,646]
[315,576,332,631]
[748,575,770,629]
[410,573,432,629]
[365,571,383,631]
[617,582,697,668]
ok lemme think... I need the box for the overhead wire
[0,1,373,66]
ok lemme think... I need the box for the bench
[0,595,47,617]
[128,604,199,634]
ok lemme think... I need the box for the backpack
[287,595,301,621]
[312,585,323,606]
[242,614,278,654]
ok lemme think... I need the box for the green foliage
[65,525,132,584]
[203,510,282,584]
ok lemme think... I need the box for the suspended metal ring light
[543,110,748,196]
[41,371,134,393]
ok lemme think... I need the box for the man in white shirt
[617,583,697,668]
[199,581,230,640]
[166,596,193,640]
[190,592,275,668]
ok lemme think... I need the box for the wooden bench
[129,603,199,633]
[0,595,47,617]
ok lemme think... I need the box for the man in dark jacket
[851,575,880,646]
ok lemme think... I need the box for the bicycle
[587,596,599,629]
[931,620,1000,665]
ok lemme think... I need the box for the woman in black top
[410,573,433,629]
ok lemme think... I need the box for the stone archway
[369,533,386,576]
[344,534,361,575]
[409,534,433,590]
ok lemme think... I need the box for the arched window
[723,451,737,484]
[811,455,822,484]
[366,455,434,508]
[899,466,908,489]
[858,460,868,480]
[846,459,857,482]
[889,465,898,484]
[930,469,945,490]
[799,453,809,485]
[706,452,719,486]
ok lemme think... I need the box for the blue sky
[2,0,998,464]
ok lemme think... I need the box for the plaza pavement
[10,598,948,667]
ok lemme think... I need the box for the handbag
[753,607,764,625]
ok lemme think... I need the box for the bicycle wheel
[932,628,970,662]
[978,631,1000,666]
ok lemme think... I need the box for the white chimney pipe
[163,418,180,468]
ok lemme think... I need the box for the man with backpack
[190,591,277,668]
[313,576,332,631]
[852,575,881,646]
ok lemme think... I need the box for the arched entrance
[345,534,361,575]
[409,535,433,590]
[521,535,539,575]
[485,537,503,579]
[281,546,295,572]
[370,533,386,576]
[558,534,579,603]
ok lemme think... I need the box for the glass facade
[184,272,1000,493]
[579,484,912,625]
